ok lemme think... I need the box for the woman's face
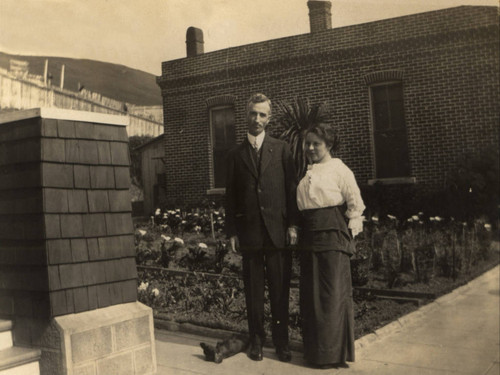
[305,132,331,163]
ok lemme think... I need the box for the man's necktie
[253,141,260,161]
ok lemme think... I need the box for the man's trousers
[242,239,292,348]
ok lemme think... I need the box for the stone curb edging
[154,265,500,353]
[355,264,499,349]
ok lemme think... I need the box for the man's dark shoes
[247,337,263,361]
[276,345,292,362]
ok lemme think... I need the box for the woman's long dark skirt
[300,250,355,365]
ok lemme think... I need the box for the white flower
[418,221,424,225]
[198,243,208,249]
[371,216,379,222]
[181,220,186,224]
[387,214,397,220]
[469,187,472,193]
[152,288,160,297]
[138,282,148,291]
[418,212,423,216]
[407,218,413,222]
[174,237,184,245]
[194,213,199,217]
[484,223,492,231]
[175,208,181,212]
[161,235,171,241]
[430,217,436,221]
[412,215,419,221]
[462,222,467,227]
[155,208,161,215]
[214,211,219,215]
[163,213,168,218]
[434,216,443,222]
[138,229,147,236]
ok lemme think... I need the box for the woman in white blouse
[297,123,365,369]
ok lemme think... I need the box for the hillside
[0,52,162,106]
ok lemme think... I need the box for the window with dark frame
[371,82,411,178]
[210,106,236,188]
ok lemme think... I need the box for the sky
[0,0,498,75]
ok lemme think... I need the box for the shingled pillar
[0,108,156,375]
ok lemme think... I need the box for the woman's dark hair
[305,122,341,155]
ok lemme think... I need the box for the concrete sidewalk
[154,265,499,374]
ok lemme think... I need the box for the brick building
[157,2,499,207]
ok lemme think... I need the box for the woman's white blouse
[297,158,365,234]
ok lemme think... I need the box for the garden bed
[135,208,499,344]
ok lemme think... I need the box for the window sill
[367,177,417,185]
[206,188,226,195]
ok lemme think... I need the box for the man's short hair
[247,93,272,115]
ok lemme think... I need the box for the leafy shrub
[443,146,499,223]
[361,147,499,225]
[274,97,330,180]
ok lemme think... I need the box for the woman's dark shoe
[276,345,292,362]
[316,362,349,369]
[247,337,263,361]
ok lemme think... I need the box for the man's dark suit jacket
[225,135,299,250]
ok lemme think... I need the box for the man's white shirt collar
[247,131,265,151]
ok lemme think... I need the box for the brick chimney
[186,26,204,57]
[307,1,332,33]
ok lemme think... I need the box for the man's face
[247,101,271,136]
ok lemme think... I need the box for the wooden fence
[0,69,163,137]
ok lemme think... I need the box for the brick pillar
[307,0,332,33]
[0,108,156,375]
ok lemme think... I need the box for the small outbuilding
[135,135,166,215]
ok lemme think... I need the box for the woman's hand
[348,217,363,238]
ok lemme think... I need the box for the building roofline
[160,5,498,70]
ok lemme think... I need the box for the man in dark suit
[225,93,299,362]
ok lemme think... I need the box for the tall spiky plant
[275,97,330,180]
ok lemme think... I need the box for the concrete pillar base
[40,302,156,375]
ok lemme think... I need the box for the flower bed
[135,208,499,342]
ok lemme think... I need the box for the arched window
[206,95,236,189]
[365,71,411,179]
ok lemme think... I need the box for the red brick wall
[0,114,137,319]
[158,6,499,206]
